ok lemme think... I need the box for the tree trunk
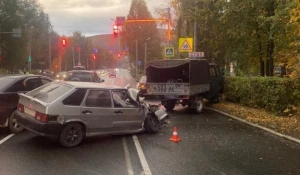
[260,60,264,76]
[268,39,274,76]
[266,59,270,76]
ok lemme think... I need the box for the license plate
[150,84,184,93]
[24,107,36,117]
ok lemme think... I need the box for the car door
[111,90,144,131]
[81,89,115,134]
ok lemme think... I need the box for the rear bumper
[14,111,62,138]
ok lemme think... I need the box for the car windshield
[64,72,92,82]
[0,77,15,92]
[26,83,72,103]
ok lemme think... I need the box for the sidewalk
[210,101,300,140]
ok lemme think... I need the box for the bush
[224,76,300,115]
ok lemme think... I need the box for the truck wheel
[194,98,204,114]
[59,123,84,148]
[144,114,159,134]
[9,110,24,133]
[164,102,175,111]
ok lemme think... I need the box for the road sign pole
[29,39,32,73]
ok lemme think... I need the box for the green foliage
[224,76,300,115]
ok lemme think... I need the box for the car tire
[144,114,160,134]
[59,123,84,148]
[8,110,24,133]
[164,102,175,111]
[194,98,204,114]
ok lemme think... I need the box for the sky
[39,0,167,36]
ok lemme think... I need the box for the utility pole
[136,40,138,79]
[144,42,147,73]
[29,38,32,73]
[167,7,171,47]
[193,0,197,52]
[48,36,51,75]
[72,47,75,67]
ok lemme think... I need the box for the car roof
[0,74,47,80]
[68,70,95,73]
[60,81,125,90]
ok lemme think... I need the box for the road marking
[132,135,152,175]
[122,137,134,175]
[0,134,15,145]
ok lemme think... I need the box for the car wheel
[164,102,175,111]
[59,123,84,148]
[144,114,160,134]
[194,98,204,114]
[9,110,24,133]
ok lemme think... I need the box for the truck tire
[144,114,159,134]
[164,102,175,111]
[194,98,204,114]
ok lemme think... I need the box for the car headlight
[63,75,66,78]
[56,75,60,78]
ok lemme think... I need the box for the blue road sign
[137,60,142,65]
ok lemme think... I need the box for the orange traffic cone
[169,127,181,142]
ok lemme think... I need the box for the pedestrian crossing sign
[179,38,193,52]
[165,47,174,57]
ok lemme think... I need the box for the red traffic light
[113,25,118,35]
[62,39,66,47]
[93,55,96,60]
[117,53,121,58]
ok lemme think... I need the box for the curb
[205,107,300,145]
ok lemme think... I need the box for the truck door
[209,65,223,101]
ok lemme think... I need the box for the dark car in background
[0,75,52,133]
[64,70,104,83]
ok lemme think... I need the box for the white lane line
[132,135,152,175]
[122,137,134,175]
[0,134,15,145]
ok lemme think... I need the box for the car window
[84,90,111,107]
[93,73,101,82]
[41,78,52,85]
[112,90,138,108]
[210,67,216,77]
[63,89,87,106]
[65,72,93,82]
[26,83,72,103]
[5,79,25,92]
[24,78,41,91]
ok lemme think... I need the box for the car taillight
[35,111,48,122]
[140,83,146,89]
[18,103,24,112]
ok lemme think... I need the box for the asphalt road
[0,70,300,175]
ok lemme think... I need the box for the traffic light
[117,53,121,58]
[62,39,66,47]
[93,55,96,60]
[113,25,118,37]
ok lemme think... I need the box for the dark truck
[140,59,224,113]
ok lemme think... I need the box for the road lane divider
[0,134,15,145]
[132,135,152,175]
[122,137,134,175]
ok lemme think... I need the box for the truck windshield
[26,83,72,103]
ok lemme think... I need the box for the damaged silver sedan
[14,81,168,147]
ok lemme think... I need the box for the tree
[0,0,52,71]
[122,0,163,70]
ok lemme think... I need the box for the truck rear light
[140,83,146,89]
[17,103,24,112]
[35,111,48,122]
